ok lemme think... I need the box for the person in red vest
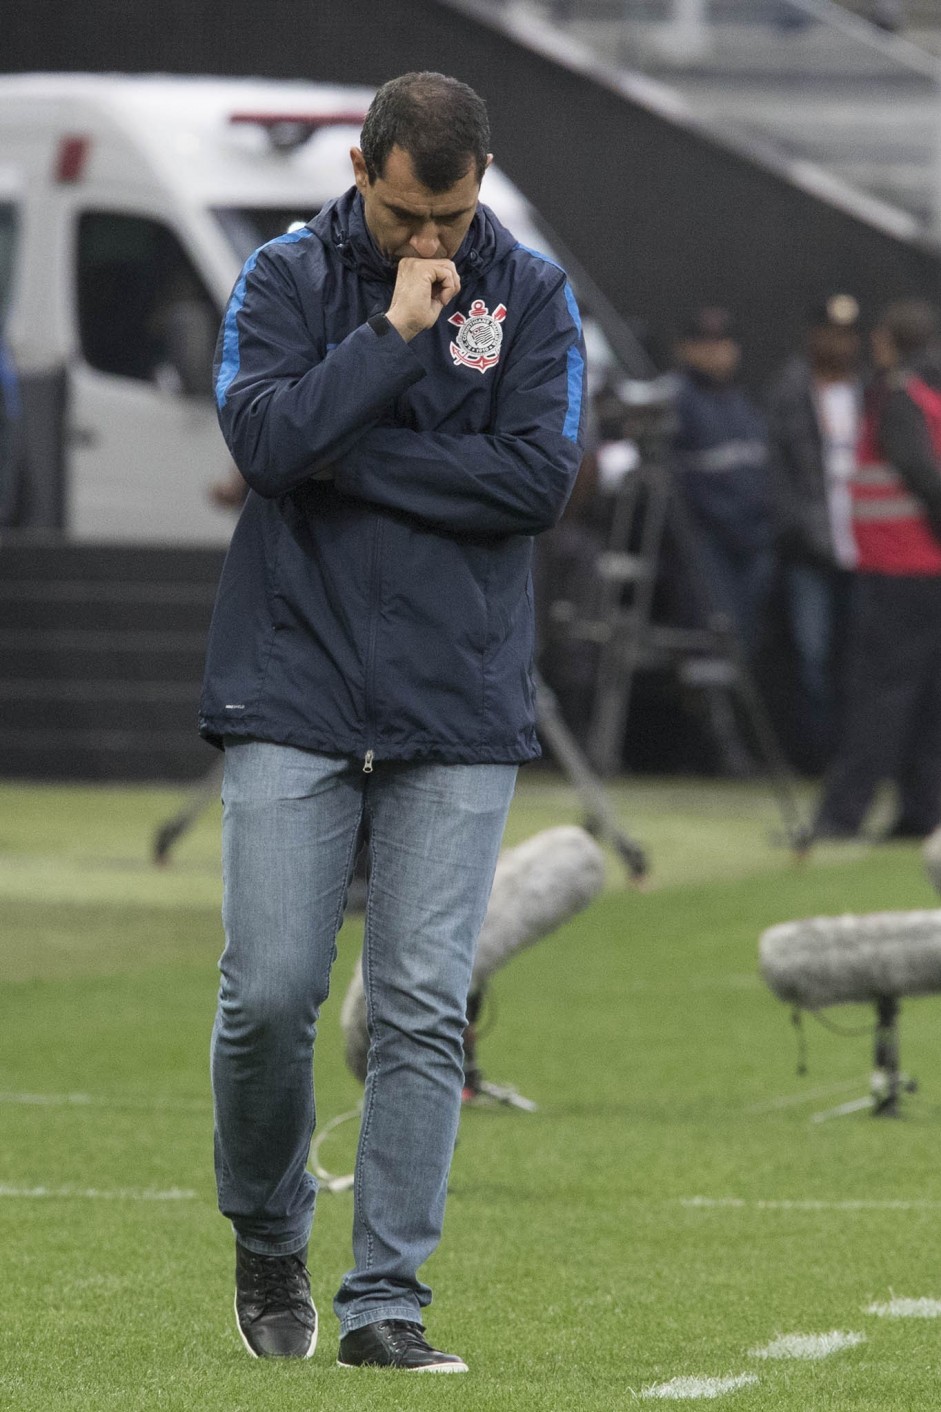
[810,298,941,841]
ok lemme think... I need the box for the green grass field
[3,772,941,1409]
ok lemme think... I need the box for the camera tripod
[567,383,807,851]
[153,680,648,882]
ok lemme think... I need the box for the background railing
[484,0,941,238]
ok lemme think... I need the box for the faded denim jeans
[211,739,517,1334]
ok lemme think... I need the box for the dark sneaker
[794,818,861,851]
[234,1242,317,1359]
[882,820,933,841]
[337,1319,468,1372]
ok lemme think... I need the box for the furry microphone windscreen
[340,824,607,1085]
[760,911,941,1010]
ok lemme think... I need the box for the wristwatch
[368,312,393,337]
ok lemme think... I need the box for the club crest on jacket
[448,299,507,373]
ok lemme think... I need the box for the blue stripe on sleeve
[215,227,313,411]
[513,242,584,444]
[564,342,585,442]
[562,282,584,443]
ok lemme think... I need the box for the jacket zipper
[362,518,384,773]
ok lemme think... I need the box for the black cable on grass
[791,1007,808,1076]
[809,1008,878,1039]
[789,1005,879,1077]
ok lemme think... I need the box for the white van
[0,74,572,545]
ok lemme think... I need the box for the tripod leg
[666,490,810,852]
[872,995,901,1117]
[535,674,648,882]
[587,463,671,777]
[721,635,810,851]
[152,756,225,866]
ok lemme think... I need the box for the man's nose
[409,229,440,258]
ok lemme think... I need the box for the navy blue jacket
[673,369,771,559]
[199,189,586,764]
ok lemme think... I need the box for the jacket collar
[311,186,511,286]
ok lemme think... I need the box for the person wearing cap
[811,298,941,841]
[766,295,862,773]
[671,307,772,650]
[668,307,773,772]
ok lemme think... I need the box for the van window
[76,212,219,394]
[213,207,319,265]
[0,202,18,320]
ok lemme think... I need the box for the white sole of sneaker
[336,1359,468,1372]
[234,1294,318,1359]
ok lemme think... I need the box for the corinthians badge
[448,299,507,373]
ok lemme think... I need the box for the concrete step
[0,586,216,634]
[0,539,224,781]
[0,728,215,783]
[0,540,226,583]
[0,684,200,734]
[0,635,207,683]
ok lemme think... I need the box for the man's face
[808,324,860,377]
[350,144,489,261]
[678,336,741,383]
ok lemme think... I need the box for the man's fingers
[397,257,459,290]
[387,258,462,339]
[433,269,461,306]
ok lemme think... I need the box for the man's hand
[386,258,461,342]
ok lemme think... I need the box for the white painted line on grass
[867,1297,941,1318]
[750,1331,865,1361]
[746,1079,866,1114]
[810,1097,876,1123]
[0,1091,96,1105]
[640,1373,759,1400]
[682,1196,941,1212]
[0,1185,198,1201]
[0,1091,209,1113]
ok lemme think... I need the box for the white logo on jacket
[448,299,507,373]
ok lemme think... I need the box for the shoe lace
[382,1321,432,1356]
[244,1251,313,1322]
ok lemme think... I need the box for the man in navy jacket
[672,306,772,659]
[201,73,585,1371]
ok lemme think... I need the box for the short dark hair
[879,298,938,359]
[359,72,490,191]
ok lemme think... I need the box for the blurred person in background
[668,307,773,775]
[811,298,941,842]
[767,295,862,774]
[671,306,773,660]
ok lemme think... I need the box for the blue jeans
[211,740,517,1334]
[782,561,852,770]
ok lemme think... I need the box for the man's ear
[350,147,369,191]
